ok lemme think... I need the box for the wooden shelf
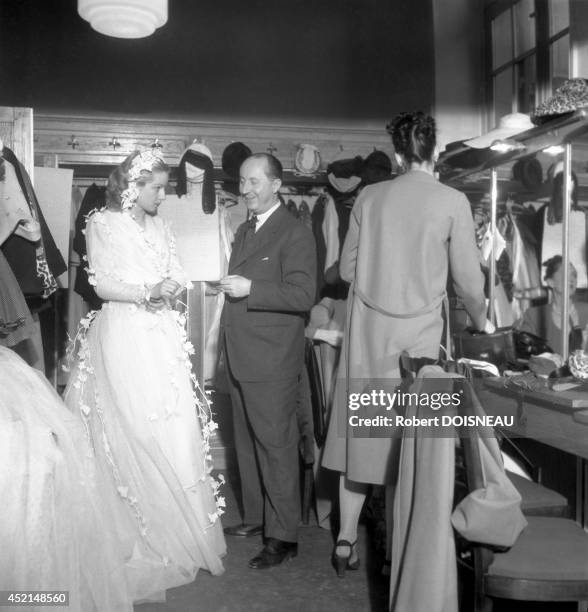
[58,163,328,188]
[437,109,588,189]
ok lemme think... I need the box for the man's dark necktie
[244,214,258,243]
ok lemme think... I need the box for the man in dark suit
[219,153,316,569]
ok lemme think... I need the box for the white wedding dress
[64,209,225,603]
[0,346,132,611]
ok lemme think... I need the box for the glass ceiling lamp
[78,0,168,39]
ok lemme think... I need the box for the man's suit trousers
[228,368,300,543]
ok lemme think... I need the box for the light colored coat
[322,170,487,484]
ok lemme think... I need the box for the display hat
[464,113,534,149]
[222,142,252,179]
[176,143,215,213]
[361,150,392,185]
[512,156,543,191]
[533,78,588,124]
[327,150,363,193]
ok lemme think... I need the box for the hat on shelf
[533,78,588,124]
[464,113,534,149]
[361,150,392,185]
[512,157,543,191]
[294,144,322,176]
[176,142,215,213]
[327,150,363,193]
[221,142,252,180]
[437,140,494,172]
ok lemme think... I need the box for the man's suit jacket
[222,204,316,382]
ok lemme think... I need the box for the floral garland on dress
[65,303,225,533]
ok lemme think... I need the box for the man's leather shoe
[223,523,263,538]
[248,538,298,569]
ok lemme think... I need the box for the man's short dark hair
[249,153,283,181]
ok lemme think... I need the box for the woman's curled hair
[542,255,562,282]
[387,111,436,165]
[106,150,169,210]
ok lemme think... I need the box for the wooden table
[478,377,588,528]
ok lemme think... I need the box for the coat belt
[353,286,445,319]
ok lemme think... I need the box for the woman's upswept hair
[106,150,169,210]
[542,255,563,281]
[387,111,436,165]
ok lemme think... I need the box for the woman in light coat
[322,111,491,576]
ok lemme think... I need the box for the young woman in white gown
[64,150,226,602]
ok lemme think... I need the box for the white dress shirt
[253,201,281,232]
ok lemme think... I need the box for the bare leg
[336,473,368,562]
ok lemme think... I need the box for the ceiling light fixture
[78,0,168,39]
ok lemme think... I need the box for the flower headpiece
[121,149,166,210]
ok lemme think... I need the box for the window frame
[485,0,570,126]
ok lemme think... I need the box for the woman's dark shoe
[332,539,360,578]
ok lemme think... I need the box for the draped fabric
[0,250,36,347]
[1,147,66,297]
[0,346,132,612]
[73,184,105,309]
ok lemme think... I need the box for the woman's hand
[150,278,182,306]
[483,319,496,334]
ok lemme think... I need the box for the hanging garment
[509,214,541,321]
[61,186,87,387]
[298,200,312,230]
[67,187,86,334]
[286,199,298,218]
[311,194,328,300]
[322,195,339,280]
[1,148,66,297]
[73,184,106,310]
[0,250,36,347]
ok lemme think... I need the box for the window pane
[492,9,513,69]
[494,68,514,124]
[550,0,570,36]
[551,33,570,91]
[516,54,537,112]
[514,0,536,57]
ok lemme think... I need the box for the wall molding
[34,112,395,171]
